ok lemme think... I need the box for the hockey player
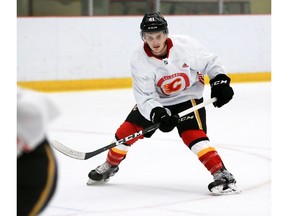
[17,87,59,215]
[87,12,240,195]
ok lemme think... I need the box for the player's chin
[152,46,160,51]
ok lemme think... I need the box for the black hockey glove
[210,74,234,108]
[150,107,178,132]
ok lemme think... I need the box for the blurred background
[17,0,271,92]
[18,0,270,16]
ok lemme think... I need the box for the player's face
[143,31,167,56]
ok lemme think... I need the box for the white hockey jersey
[17,87,60,156]
[131,35,227,120]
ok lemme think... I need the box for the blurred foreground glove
[210,74,234,108]
[150,107,178,132]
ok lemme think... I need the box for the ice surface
[41,82,271,216]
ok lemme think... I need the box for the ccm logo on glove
[211,79,228,86]
[210,74,234,108]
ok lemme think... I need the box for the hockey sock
[181,129,224,174]
[107,143,130,166]
[106,121,144,166]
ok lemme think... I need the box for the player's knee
[181,129,209,149]
[115,121,144,145]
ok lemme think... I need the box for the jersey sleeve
[131,60,162,121]
[196,48,227,80]
[183,36,227,80]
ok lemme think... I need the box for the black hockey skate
[208,168,241,195]
[87,161,119,185]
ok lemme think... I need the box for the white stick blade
[51,140,85,160]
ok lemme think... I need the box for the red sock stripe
[181,129,208,148]
[107,149,126,166]
[199,151,224,174]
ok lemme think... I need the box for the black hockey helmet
[140,12,168,33]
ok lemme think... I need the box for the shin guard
[181,129,224,174]
[106,121,144,166]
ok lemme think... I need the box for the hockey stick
[51,97,217,160]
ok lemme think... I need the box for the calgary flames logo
[163,78,182,94]
[157,73,190,96]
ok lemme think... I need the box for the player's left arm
[192,42,234,108]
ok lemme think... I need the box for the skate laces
[96,162,112,174]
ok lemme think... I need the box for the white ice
[41,82,271,216]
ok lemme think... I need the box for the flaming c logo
[163,78,182,94]
[157,73,190,95]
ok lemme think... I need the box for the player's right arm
[131,65,162,121]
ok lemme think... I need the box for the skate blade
[211,184,241,196]
[87,178,110,185]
